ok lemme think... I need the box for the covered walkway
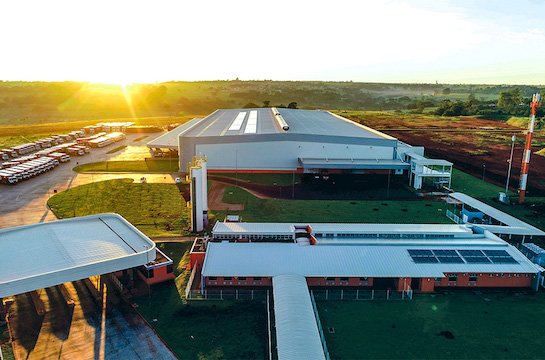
[272,274,326,360]
[448,192,545,237]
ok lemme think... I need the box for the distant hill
[0,80,543,125]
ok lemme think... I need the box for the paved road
[0,132,180,228]
[9,280,177,360]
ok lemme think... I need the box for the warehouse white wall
[196,141,394,170]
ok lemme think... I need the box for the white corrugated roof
[212,222,295,235]
[449,193,545,236]
[309,223,473,235]
[0,214,156,298]
[146,118,203,149]
[202,239,540,278]
[213,222,475,236]
[273,275,325,360]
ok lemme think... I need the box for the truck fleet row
[1,123,130,185]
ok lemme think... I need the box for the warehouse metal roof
[202,238,540,278]
[273,275,326,360]
[449,192,545,236]
[309,223,474,235]
[146,118,203,149]
[298,158,410,170]
[0,214,156,298]
[213,222,475,236]
[213,222,296,235]
[179,108,395,140]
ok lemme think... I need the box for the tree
[262,100,270,108]
[498,88,522,114]
[442,88,451,95]
[243,102,259,108]
[287,102,298,109]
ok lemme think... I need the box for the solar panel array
[244,110,258,134]
[229,112,247,131]
[408,249,517,265]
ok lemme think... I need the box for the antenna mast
[518,93,541,204]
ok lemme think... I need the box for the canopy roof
[0,214,156,297]
[449,192,545,236]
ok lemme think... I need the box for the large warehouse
[170,108,452,189]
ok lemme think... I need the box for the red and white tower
[518,93,541,204]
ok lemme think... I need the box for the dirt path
[208,181,245,211]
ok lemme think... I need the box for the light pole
[482,164,486,181]
[505,135,516,195]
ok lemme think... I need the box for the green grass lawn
[318,291,545,359]
[73,159,179,173]
[134,242,267,360]
[211,172,297,186]
[450,168,507,198]
[217,186,451,223]
[47,179,189,237]
[105,145,127,154]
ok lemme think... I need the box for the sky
[0,0,544,85]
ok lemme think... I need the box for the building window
[166,264,173,273]
[224,277,232,281]
[360,277,368,281]
[434,277,442,283]
[254,277,262,281]
[448,274,458,282]
[238,277,247,281]
[469,274,478,282]
[209,277,217,281]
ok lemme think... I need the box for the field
[73,159,180,173]
[134,242,267,360]
[217,186,451,224]
[47,179,189,237]
[318,291,545,359]
[335,111,545,194]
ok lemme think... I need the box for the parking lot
[0,132,179,228]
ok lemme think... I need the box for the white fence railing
[310,291,331,360]
[187,288,413,301]
[446,209,464,224]
[184,266,198,299]
[312,289,413,301]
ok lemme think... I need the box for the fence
[186,289,269,301]
[311,289,413,301]
[187,288,412,301]
[446,209,464,224]
[310,292,331,360]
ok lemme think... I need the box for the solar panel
[408,249,433,256]
[490,257,518,264]
[413,257,439,264]
[437,256,465,264]
[483,250,510,257]
[433,250,458,257]
[464,257,491,263]
[458,250,484,257]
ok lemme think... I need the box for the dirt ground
[208,181,245,210]
[8,280,176,360]
[354,115,545,195]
